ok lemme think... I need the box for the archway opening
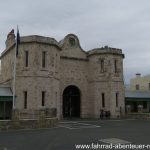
[63,85,80,118]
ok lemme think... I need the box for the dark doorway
[63,85,80,118]
[0,101,12,119]
[132,102,138,112]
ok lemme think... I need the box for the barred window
[24,91,27,109]
[100,59,104,73]
[116,92,119,107]
[42,91,45,106]
[25,51,28,67]
[114,59,117,73]
[42,51,46,68]
[102,93,105,108]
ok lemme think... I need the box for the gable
[59,34,87,59]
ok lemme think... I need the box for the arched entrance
[63,85,80,118]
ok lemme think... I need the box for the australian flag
[16,27,20,56]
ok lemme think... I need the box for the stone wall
[126,113,150,120]
[60,34,87,59]
[0,32,125,119]
[87,50,124,117]
[0,47,15,83]
[0,108,58,131]
[13,38,60,116]
[0,118,58,131]
[60,57,90,118]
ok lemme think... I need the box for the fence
[0,108,58,131]
[127,112,150,120]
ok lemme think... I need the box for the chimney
[136,73,141,78]
[5,29,15,48]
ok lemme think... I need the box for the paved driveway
[0,119,150,150]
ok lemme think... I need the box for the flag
[16,27,20,56]
[13,26,20,109]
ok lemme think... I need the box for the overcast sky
[1,0,150,83]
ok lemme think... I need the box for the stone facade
[0,30,125,118]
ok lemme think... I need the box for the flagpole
[12,26,19,109]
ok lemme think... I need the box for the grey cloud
[1,0,150,83]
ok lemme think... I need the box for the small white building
[125,74,150,113]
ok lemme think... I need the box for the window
[24,91,27,109]
[149,83,150,90]
[136,84,140,90]
[69,37,75,47]
[114,59,117,73]
[100,59,104,73]
[42,91,45,106]
[116,93,119,107]
[42,51,46,68]
[51,57,54,67]
[56,54,57,69]
[102,93,105,107]
[25,51,28,67]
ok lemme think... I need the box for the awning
[125,91,150,101]
[0,86,12,101]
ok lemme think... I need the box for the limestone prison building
[0,30,125,119]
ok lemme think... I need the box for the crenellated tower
[87,46,125,117]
